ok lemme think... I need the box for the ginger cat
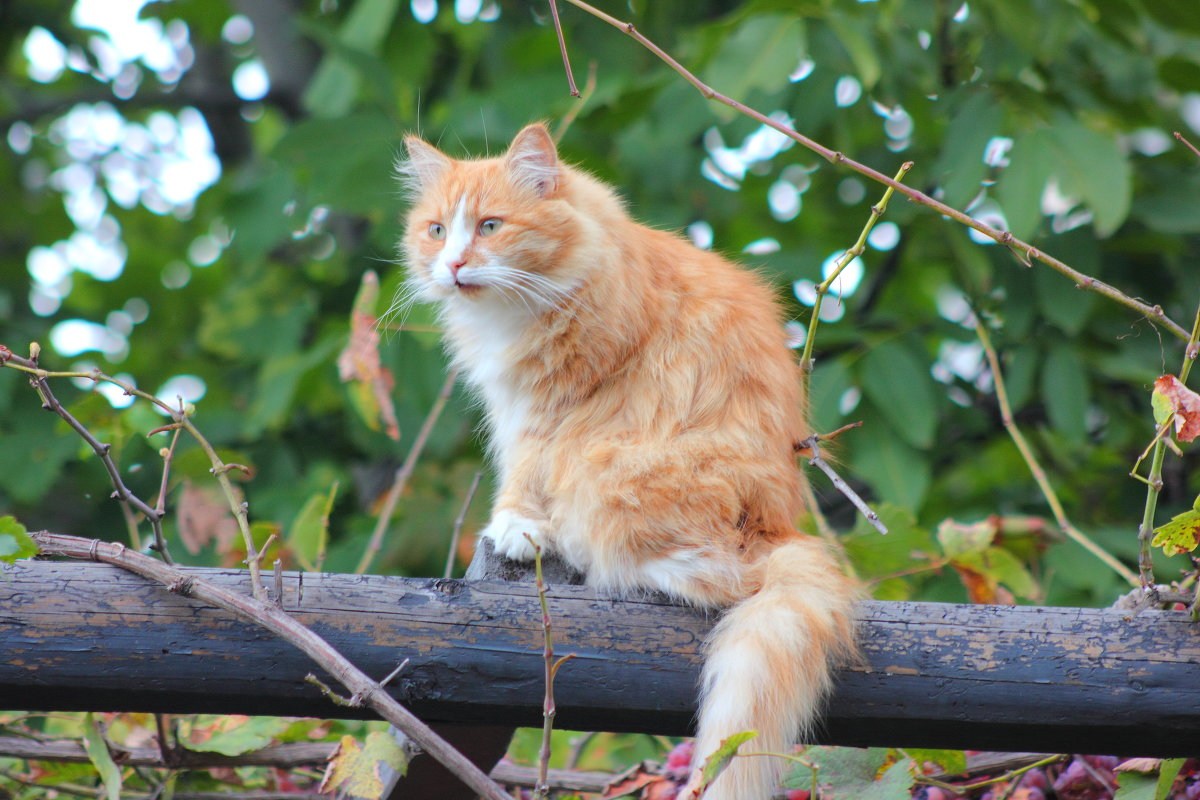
[399,123,858,800]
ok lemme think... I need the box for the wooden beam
[3,559,1199,755]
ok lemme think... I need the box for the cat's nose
[446,259,465,281]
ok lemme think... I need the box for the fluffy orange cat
[399,124,858,800]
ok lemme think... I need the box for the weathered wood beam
[3,558,1199,755]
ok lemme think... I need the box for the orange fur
[398,124,859,800]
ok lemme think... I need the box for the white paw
[479,510,546,562]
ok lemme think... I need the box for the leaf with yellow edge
[1151,506,1200,556]
[697,731,758,790]
[320,731,408,799]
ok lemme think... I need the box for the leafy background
[2,0,1200,797]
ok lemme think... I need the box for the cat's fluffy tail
[686,537,858,800]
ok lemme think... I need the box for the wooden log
[3,558,1200,755]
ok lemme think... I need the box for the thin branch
[974,319,1139,586]
[150,421,184,562]
[553,59,598,145]
[0,346,273,596]
[445,470,483,579]
[916,753,1067,794]
[556,0,1190,342]
[32,531,514,800]
[546,0,579,97]
[12,347,169,552]
[524,533,574,800]
[796,431,888,535]
[800,162,912,377]
[1176,131,1200,161]
[0,733,334,769]
[356,368,459,575]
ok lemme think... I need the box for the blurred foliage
[3,0,1200,795]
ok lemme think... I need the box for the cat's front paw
[479,510,546,562]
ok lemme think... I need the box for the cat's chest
[446,304,537,461]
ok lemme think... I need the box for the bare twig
[11,346,175,563]
[0,734,335,770]
[553,60,597,144]
[0,346,276,598]
[445,470,483,579]
[796,431,888,535]
[555,0,1189,342]
[356,368,459,575]
[974,319,1139,586]
[1176,131,1200,161]
[524,533,575,799]
[32,531,514,800]
[546,0,579,97]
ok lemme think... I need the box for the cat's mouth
[454,280,483,296]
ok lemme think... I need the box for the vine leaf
[320,731,409,799]
[0,515,37,564]
[697,731,759,790]
[1152,374,1200,442]
[1151,495,1200,557]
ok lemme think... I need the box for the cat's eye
[478,218,503,237]
[428,222,446,240]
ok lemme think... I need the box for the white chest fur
[443,299,534,478]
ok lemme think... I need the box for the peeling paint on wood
[3,559,1200,755]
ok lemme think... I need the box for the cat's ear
[398,136,451,195]
[505,124,559,197]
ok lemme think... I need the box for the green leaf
[902,749,967,776]
[1151,508,1200,556]
[0,426,80,504]
[699,731,759,789]
[852,424,931,511]
[289,483,339,572]
[82,713,122,800]
[703,15,804,113]
[1115,771,1158,800]
[0,516,38,563]
[934,92,1005,210]
[785,747,915,800]
[809,358,853,434]
[1040,344,1090,444]
[994,130,1052,241]
[180,715,291,756]
[1034,232,1097,335]
[860,340,938,450]
[1133,174,1200,234]
[244,335,341,437]
[953,546,1039,600]
[828,11,881,89]
[1158,758,1188,800]
[1043,117,1132,236]
[843,505,935,580]
[1142,0,1200,34]
[936,518,995,558]
[303,0,402,117]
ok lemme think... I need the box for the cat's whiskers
[467,264,572,316]
[376,279,426,340]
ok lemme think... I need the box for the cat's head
[398,124,581,312]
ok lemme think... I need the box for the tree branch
[557,0,1190,341]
